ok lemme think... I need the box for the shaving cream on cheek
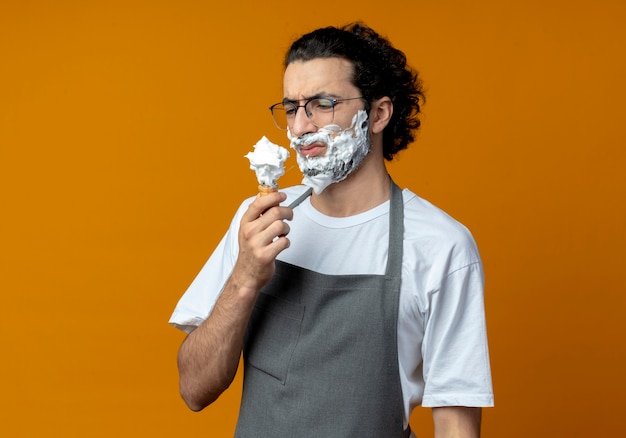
[288,110,371,194]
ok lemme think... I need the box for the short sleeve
[421,262,494,407]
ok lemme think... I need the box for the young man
[170,23,493,437]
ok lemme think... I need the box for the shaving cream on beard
[288,110,371,194]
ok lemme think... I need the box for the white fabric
[169,185,494,426]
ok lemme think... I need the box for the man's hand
[232,191,293,294]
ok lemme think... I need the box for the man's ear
[369,97,393,134]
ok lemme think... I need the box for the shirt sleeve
[421,262,494,407]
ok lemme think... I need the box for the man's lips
[297,142,326,158]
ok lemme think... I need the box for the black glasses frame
[269,97,365,130]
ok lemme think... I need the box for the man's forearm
[433,406,482,438]
[176,192,291,411]
[177,277,258,411]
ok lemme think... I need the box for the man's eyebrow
[282,93,337,104]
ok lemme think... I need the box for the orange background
[1,1,625,437]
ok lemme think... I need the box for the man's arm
[432,407,482,438]
[176,192,293,411]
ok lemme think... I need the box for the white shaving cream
[288,110,370,194]
[245,136,290,188]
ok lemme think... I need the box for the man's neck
[309,156,391,217]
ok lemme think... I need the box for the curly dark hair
[285,22,425,161]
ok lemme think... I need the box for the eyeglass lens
[271,98,335,130]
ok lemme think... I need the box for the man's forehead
[282,58,356,98]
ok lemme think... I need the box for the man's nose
[290,107,317,138]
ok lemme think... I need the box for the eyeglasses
[269,97,365,130]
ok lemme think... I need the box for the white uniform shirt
[170,186,494,426]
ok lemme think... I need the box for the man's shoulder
[401,188,479,259]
